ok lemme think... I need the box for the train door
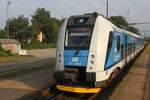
[113,32,125,64]
[120,33,125,59]
[125,34,128,64]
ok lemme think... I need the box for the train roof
[113,27,143,38]
[96,14,143,38]
[68,12,143,38]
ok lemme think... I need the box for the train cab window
[65,26,93,49]
[117,36,121,52]
[108,32,113,49]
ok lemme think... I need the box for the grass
[0,63,51,78]
[0,47,12,57]
[0,55,34,63]
[0,47,34,63]
[22,41,56,50]
[0,58,55,79]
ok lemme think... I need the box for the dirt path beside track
[0,57,55,100]
[0,70,54,100]
[27,48,56,58]
[110,45,150,100]
[144,56,150,100]
[0,48,56,100]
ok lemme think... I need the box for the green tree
[127,26,140,34]
[50,18,60,42]
[5,15,32,42]
[109,16,140,34]
[0,29,8,38]
[31,8,60,43]
[31,8,51,42]
[109,16,128,29]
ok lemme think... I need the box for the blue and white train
[54,13,144,93]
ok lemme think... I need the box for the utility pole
[127,10,129,23]
[106,0,108,18]
[7,0,10,39]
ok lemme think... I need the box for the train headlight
[90,60,95,64]
[58,59,61,63]
[88,52,96,71]
[89,67,93,70]
[90,54,95,65]
[59,54,62,58]
[91,55,95,59]
[58,53,62,63]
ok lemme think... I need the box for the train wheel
[114,68,121,80]
[103,72,114,88]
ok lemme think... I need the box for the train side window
[108,32,113,49]
[117,35,121,52]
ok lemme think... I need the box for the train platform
[109,45,150,100]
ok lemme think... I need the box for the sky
[0,0,150,36]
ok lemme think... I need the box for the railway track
[42,85,103,100]
[0,58,55,100]
[41,54,140,100]
[0,58,55,77]
[17,45,149,100]
[19,53,143,100]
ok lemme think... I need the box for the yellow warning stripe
[56,85,101,93]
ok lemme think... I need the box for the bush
[0,29,8,38]
[22,41,56,50]
[0,47,12,57]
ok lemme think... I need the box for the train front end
[54,13,106,93]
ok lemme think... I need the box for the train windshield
[65,26,92,49]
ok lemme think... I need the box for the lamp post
[106,0,108,18]
[127,10,129,23]
[7,0,10,39]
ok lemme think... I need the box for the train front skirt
[56,85,101,93]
